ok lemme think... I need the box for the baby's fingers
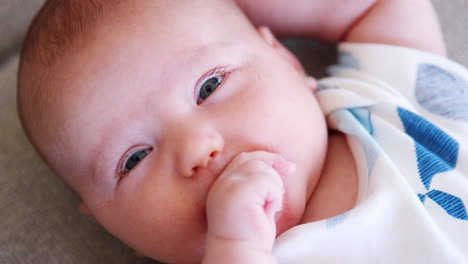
[206,159,285,244]
[261,174,285,220]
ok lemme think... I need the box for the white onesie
[273,43,468,263]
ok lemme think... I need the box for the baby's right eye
[116,147,152,180]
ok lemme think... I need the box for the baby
[17,0,468,263]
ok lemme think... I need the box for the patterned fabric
[273,43,468,263]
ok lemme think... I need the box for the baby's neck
[300,132,359,224]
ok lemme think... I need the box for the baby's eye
[197,76,224,105]
[125,149,151,171]
[116,148,152,179]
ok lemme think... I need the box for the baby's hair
[17,0,123,169]
[20,0,123,69]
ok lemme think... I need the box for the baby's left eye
[125,149,151,171]
[197,76,224,105]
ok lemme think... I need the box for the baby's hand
[205,151,296,253]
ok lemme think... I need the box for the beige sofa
[1,1,467,263]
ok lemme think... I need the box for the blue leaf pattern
[398,107,458,190]
[427,190,468,220]
[415,64,468,122]
[398,107,466,221]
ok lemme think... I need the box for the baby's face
[33,1,327,263]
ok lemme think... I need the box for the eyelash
[196,66,235,104]
[115,146,152,181]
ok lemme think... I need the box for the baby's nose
[188,150,220,177]
[175,126,224,178]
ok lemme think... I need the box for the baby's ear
[305,76,318,92]
[257,26,305,74]
[79,202,95,220]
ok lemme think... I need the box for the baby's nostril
[210,151,218,158]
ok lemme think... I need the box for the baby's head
[18,0,328,263]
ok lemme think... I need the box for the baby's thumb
[272,156,296,177]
